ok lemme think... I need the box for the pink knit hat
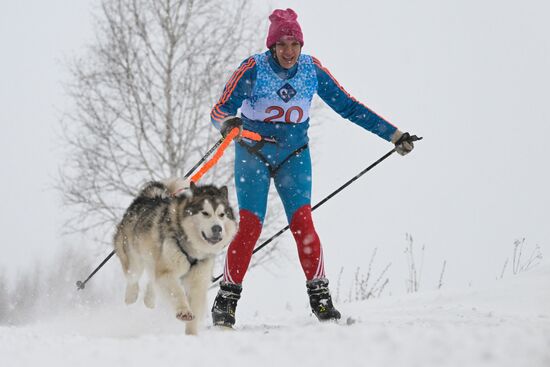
[266,8,304,49]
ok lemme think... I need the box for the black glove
[220,117,243,140]
[392,131,415,156]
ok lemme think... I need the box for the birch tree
[60,0,263,237]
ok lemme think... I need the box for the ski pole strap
[190,128,261,183]
[241,130,262,141]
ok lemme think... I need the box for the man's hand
[220,117,243,140]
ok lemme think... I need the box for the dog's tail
[138,178,190,199]
[137,181,169,199]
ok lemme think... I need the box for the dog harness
[173,233,201,267]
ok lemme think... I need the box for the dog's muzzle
[202,225,223,244]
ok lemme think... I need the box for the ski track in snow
[1,264,549,367]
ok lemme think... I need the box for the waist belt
[238,140,309,178]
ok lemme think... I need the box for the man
[210,8,415,327]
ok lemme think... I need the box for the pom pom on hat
[266,8,304,49]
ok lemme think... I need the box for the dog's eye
[219,212,225,218]
[201,211,210,217]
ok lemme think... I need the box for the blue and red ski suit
[211,51,397,284]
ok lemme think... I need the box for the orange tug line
[191,129,261,183]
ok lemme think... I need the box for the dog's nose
[211,225,222,236]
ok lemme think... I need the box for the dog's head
[180,182,237,255]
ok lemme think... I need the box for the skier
[210,8,415,327]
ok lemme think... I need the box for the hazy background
[0,0,548,301]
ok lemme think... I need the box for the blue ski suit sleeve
[210,57,257,130]
[312,57,398,142]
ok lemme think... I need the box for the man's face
[274,36,302,69]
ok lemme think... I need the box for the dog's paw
[185,322,198,335]
[124,284,139,304]
[144,283,156,309]
[176,310,195,321]
[144,295,155,309]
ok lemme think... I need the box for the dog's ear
[190,181,197,192]
[220,185,228,199]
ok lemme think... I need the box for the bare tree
[59,0,263,238]
[58,0,304,287]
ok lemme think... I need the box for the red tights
[223,205,325,284]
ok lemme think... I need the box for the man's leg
[274,147,341,321]
[212,143,270,327]
[274,147,324,280]
[223,143,271,284]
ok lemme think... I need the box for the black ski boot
[211,281,242,328]
[306,278,341,321]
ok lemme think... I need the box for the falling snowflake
[303,234,314,246]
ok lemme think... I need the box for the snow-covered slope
[1,263,549,367]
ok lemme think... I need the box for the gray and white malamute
[114,178,237,335]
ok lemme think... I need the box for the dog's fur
[114,178,237,335]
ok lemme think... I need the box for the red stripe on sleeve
[210,58,256,122]
[219,58,255,103]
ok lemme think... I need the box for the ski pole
[211,135,422,283]
[76,129,260,290]
[183,137,225,179]
[76,251,116,290]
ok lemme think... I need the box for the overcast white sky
[0,0,548,293]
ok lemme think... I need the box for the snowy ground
[1,263,549,367]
